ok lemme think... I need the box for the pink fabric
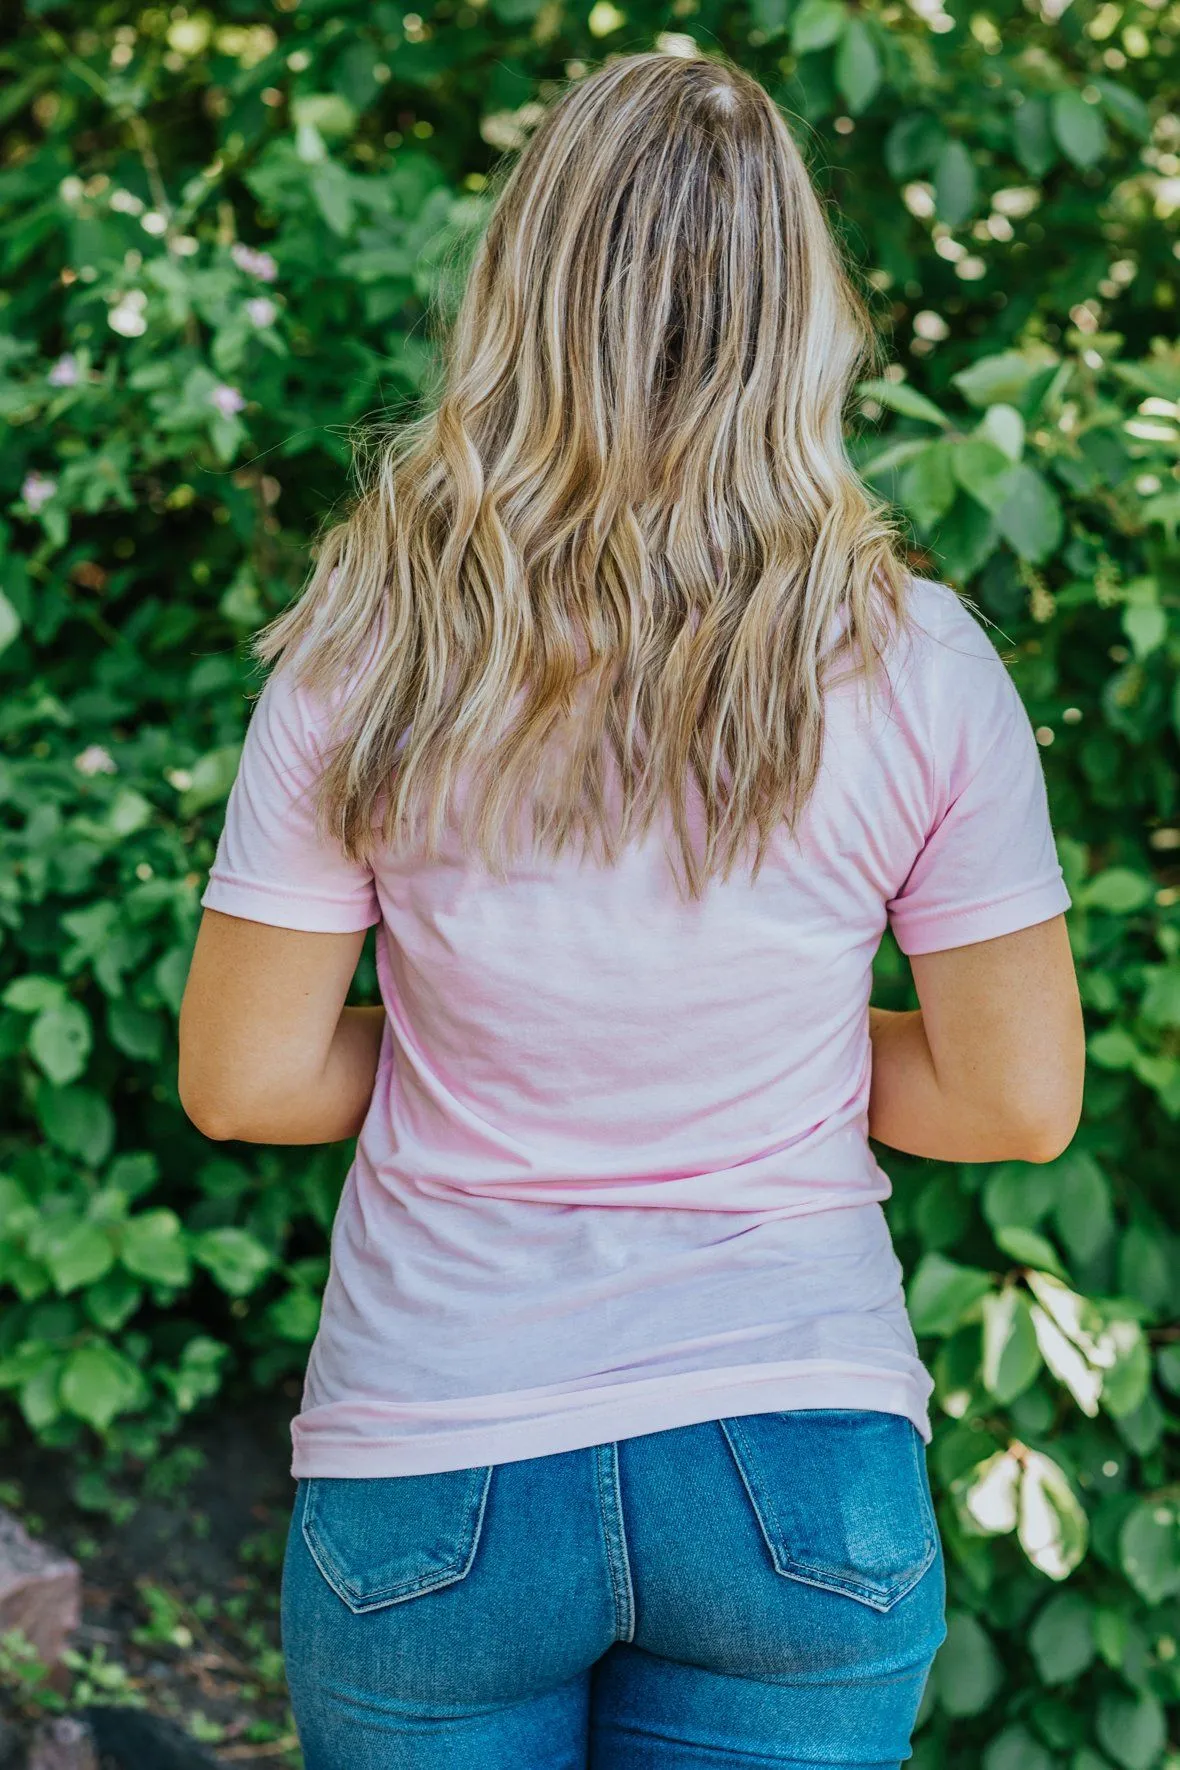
[202,576,1071,1476]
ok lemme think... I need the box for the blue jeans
[281,1408,947,1768]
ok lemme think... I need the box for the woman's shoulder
[891,573,1018,699]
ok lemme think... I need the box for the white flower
[48,354,80,388]
[231,243,278,282]
[21,472,57,512]
[209,383,245,417]
[245,296,277,328]
[75,745,118,776]
[109,189,145,215]
[109,290,148,337]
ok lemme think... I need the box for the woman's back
[199,573,1070,1474]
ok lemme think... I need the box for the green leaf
[1052,89,1109,170]
[1012,98,1056,178]
[3,975,67,1014]
[897,446,958,528]
[790,0,846,53]
[993,1227,1067,1279]
[59,1343,143,1432]
[857,378,951,427]
[178,745,242,817]
[1047,1150,1114,1263]
[1156,1342,1180,1396]
[120,1209,191,1288]
[979,403,1024,462]
[310,161,356,237]
[932,496,998,580]
[983,1725,1054,1770]
[1139,964,1180,1025]
[907,1253,993,1336]
[1028,1591,1095,1684]
[83,1271,144,1334]
[953,437,1017,513]
[1118,1500,1180,1605]
[106,1152,160,1202]
[935,1610,1003,1717]
[933,140,978,226]
[291,94,357,140]
[107,1000,164,1062]
[154,947,192,1017]
[1096,1691,1167,1770]
[29,1002,92,1086]
[750,0,791,36]
[106,789,153,838]
[20,1360,63,1433]
[42,1220,114,1294]
[1079,868,1154,913]
[993,464,1064,562]
[193,1227,273,1297]
[489,0,545,18]
[1093,79,1151,141]
[163,1335,229,1412]
[0,587,21,656]
[834,17,880,114]
[37,1084,116,1167]
[884,113,946,180]
[1122,601,1167,659]
[982,1161,1057,1233]
[952,350,1058,410]
[267,1285,322,1343]
[1017,1450,1089,1579]
[981,1287,1042,1403]
[1116,1222,1173,1311]
[1101,1325,1151,1417]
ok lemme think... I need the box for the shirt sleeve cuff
[201,871,381,935]
[889,874,1072,957]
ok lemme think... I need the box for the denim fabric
[281,1408,947,1769]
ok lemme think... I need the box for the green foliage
[0,0,1178,1762]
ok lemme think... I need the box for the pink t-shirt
[201,576,1071,1477]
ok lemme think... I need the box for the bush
[1,2,1178,1762]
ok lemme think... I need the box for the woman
[178,49,1084,1770]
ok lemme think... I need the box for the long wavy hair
[254,49,909,898]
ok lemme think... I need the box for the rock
[83,1709,224,1770]
[27,1717,98,1770]
[0,1508,81,1667]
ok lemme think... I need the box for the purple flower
[245,296,277,329]
[21,472,57,512]
[209,383,245,418]
[231,243,278,282]
[48,354,80,388]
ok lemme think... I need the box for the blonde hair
[254,49,909,898]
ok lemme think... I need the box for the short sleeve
[886,592,1071,956]
[200,663,381,934]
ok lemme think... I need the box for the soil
[0,1388,303,1768]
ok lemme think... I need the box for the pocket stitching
[301,1467,494,1615]
[720,1413,937,1615]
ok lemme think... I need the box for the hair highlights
[255,50,909,896]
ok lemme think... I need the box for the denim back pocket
[300,1466,494,1615]
[720,1408,938,1613]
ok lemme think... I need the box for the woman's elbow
[177,1070,241,1142]
[1005,1081,1085,1164]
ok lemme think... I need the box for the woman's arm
[868,914,1084,1164]
[178,909,385,1144]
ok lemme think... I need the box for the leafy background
[1,0,1179,1765]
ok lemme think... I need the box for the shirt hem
[201,873,381,934]
[289,1360,934,1478]
[890,873,1071,956]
